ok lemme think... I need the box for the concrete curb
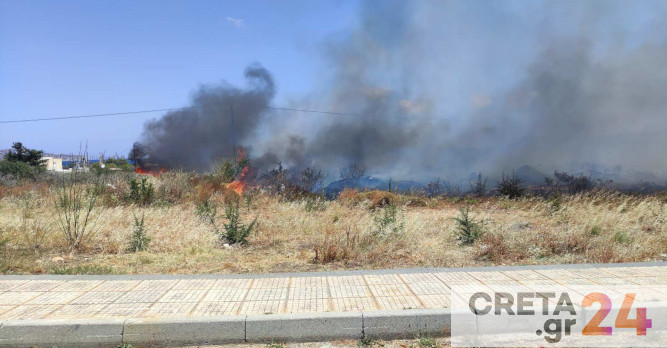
[0,318,124,348]
[0,309,451,347]
[0,261,663,281]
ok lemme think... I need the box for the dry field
[0,172,665,275]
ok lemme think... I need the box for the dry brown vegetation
[0,171,665,275]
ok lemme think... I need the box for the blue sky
[0,0,358,156]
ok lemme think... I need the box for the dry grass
[0,177,665,275]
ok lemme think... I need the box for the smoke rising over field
[133,0,667,181]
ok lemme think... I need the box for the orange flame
[226,149,250,196]
[134,166,166,177]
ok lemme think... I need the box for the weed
[417,334,437,347]
[589,225,601,236]
[305,195,327,212]
[614,231,630,244]
[128,177,154,205]
[127,212,150,252]
[117,344,134,348]
[195,198,216,221]
[222,199,257,244]
[0,233,13,272]
[373,202,404,237]
[358,335,375,346]
[546,193,562,214]
[453,205,484,245]
[18,193,48,251]
[243,191,254,211]
[51,264,115,275]
[313,226,359,264]
[266,343,285,348]
[197,198,257,245]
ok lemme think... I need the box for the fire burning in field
[227,149,251,196]
[134,166,166,177]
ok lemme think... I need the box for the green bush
[0,160,42,180]
[92,158,134,174]
[453,205,484,245]
[128,177,154,205]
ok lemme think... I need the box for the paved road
[0,262,665,321]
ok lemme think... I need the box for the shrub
[453,205,484,245]
[426,178,443,197]
[0,160,42,180]
[259,162,290,194]
[212,159,237,183]
[128,177,154,205]
[554,171,597,194]
[92,158,134,174]
[373,202,404,237]
[496,171,525,199]
[127,212,150,252]
[53,172,104,250]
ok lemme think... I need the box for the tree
[298,166,326,191]
[496,171,525,199]
[339,163,367,180]
[4,142,45,167]
[470,172,487,197]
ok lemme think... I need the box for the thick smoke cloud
[134,0,667,183]
[132,64,275,171]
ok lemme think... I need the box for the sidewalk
[0,262,664,346]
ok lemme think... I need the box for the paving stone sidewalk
[0,263,665,321]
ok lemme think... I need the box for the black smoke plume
[131,64,275,171]
[133,1,667,183]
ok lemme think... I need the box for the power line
[0,107,195,124]
[0,105,362,124]
[264,106,363,117]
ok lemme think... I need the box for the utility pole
[230,102,237,162]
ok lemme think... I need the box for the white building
[41,157,64,171]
